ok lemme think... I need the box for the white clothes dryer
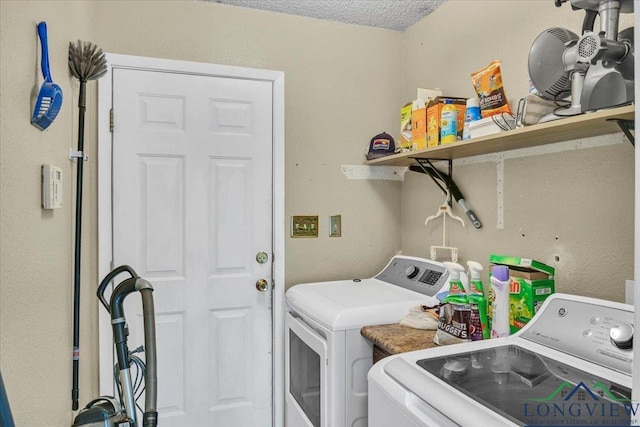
[284,255,450,427]
[368,293,634,427]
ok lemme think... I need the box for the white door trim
[97,53,285,426]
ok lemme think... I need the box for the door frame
[97,53,285,426]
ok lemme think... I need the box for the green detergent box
[489,255,555,334]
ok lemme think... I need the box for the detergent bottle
[490,265,510,338]
[440,100,458,145]
[467,261,489,340]
[443,262,467,302]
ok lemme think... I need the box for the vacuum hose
[110,278,139,425]
[105,270,158,427]
[141,288,158,427]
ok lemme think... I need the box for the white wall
[0,1,97,424]
[401,1,635,301]
[0,0,635,425]
[0,1,402,424]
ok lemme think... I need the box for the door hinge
[109,109,114,132]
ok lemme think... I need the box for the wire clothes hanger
[425,189,465,227]
[425,188,465,262]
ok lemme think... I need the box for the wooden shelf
[364,105,634,167]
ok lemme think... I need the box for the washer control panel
[375,256,449,298]
[520,295,634,375]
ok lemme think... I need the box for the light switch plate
[291,215,318,238]
[329,215,341,237]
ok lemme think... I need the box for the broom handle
[72,80,87,411]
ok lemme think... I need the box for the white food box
[469,115,516,139]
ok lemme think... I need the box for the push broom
[68,40,107,410]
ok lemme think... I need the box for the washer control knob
[405,266,420,279]
[609,322,633,349]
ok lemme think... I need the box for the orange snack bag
[470,60,512,118]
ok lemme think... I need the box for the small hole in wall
[555,236,559,240]
[521,233,526,238]
[555,255,560,262]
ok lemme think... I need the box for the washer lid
[416,344,632,425]
[382,344,632,427]
[286,278,440,331]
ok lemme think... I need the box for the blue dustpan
[31,22,63,131]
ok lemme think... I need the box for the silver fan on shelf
[528,0,634,122]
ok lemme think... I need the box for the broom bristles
[68,40,107,81]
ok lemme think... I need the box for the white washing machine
[368,293,635,427]
[284,255,450,427]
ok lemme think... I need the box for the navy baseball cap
[366,132,396,160]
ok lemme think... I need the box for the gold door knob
[256,279,269,292]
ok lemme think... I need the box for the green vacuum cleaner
[72,266,158,427]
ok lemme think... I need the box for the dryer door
[285,311,328,427]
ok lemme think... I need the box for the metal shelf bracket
[409,158,453,205]
[607,119,634,146]
[408,157,483,229]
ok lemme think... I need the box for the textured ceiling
[208,0,447,32]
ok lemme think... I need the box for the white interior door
[109,67,274,426]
